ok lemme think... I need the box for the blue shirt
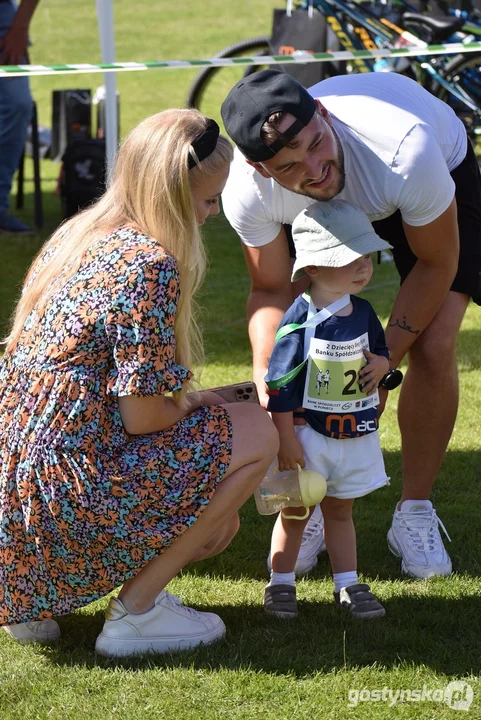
[265,295,389,439]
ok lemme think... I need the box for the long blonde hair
[4,109,233,395]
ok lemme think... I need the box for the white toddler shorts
[295,424,389,500]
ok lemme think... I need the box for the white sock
[268,571,296,587]
[333,570,358,593]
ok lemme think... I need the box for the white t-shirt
[222,72,467,247]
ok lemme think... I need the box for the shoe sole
[264,609,298,619]
[3,628,60,645]
[95,624,226,658]
[345,608,386,620]
[387,530,452,579]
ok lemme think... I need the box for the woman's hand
[119,389,227,436]
[184,390,226,410]
[358,350,389,396]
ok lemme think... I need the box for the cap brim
[291,231,393,282]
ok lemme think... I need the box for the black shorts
[372,140,481,307]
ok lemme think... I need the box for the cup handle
[281,507,309,521]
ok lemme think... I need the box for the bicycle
[328,0,481,136]
[391,0,481,133]
[185,0,481,137]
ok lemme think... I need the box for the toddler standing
[264,199,402,620]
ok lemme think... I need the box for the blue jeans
[0,1,33,212]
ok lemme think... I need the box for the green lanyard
[266,293,350,391]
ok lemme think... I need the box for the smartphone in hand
[208,381,259,404]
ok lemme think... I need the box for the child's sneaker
[334,583,386,619]
[95,590,226,657]
[264,584,298,619]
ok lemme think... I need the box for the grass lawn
[1,2,480,719]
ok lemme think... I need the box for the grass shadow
[35,591,481,677]
[190,449,481,582]
[21,448,479,678]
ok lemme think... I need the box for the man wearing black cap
[220,69,481,580]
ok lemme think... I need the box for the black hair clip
[188,118,220,169]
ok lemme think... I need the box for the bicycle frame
[388,0,481,38]
[311,0,481,118]
[313,0,375,71]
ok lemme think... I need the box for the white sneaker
[267,504,326,577]
[95,590,226,658]
[3,619,60,645]
[387,499,452,579]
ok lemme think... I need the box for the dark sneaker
[0,213,35,235]
[264,584,298,619]
[334,583,386,619]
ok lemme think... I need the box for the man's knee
[409,328,458,374]
[409,291,469,373]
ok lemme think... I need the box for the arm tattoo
[388,316,420,335]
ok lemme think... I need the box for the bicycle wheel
[185,36,271,117]
[433,53,481,139]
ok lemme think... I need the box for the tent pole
[95,0,118,180]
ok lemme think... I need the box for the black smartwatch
[379,369,403,390]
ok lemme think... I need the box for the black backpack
[60,138,107,219]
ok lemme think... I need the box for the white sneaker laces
[301,517,323,545]
[400,509,451,553]
[163,592,200,618]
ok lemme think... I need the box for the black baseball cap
[220,69,316,162]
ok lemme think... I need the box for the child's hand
[358,350,389,395]
[277,434,305,472]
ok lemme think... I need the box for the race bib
[302,332,379,413]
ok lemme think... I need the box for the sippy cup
[254,461,327,519]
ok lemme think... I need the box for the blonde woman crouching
[0,109,278,658]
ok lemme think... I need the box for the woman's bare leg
[189,512,240,562]
[118,402,278,613]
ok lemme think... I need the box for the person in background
[0,0,38,235]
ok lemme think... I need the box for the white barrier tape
[1,42,481,77]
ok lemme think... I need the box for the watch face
[383,369,403,390]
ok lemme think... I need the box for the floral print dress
[0,227,232,624]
